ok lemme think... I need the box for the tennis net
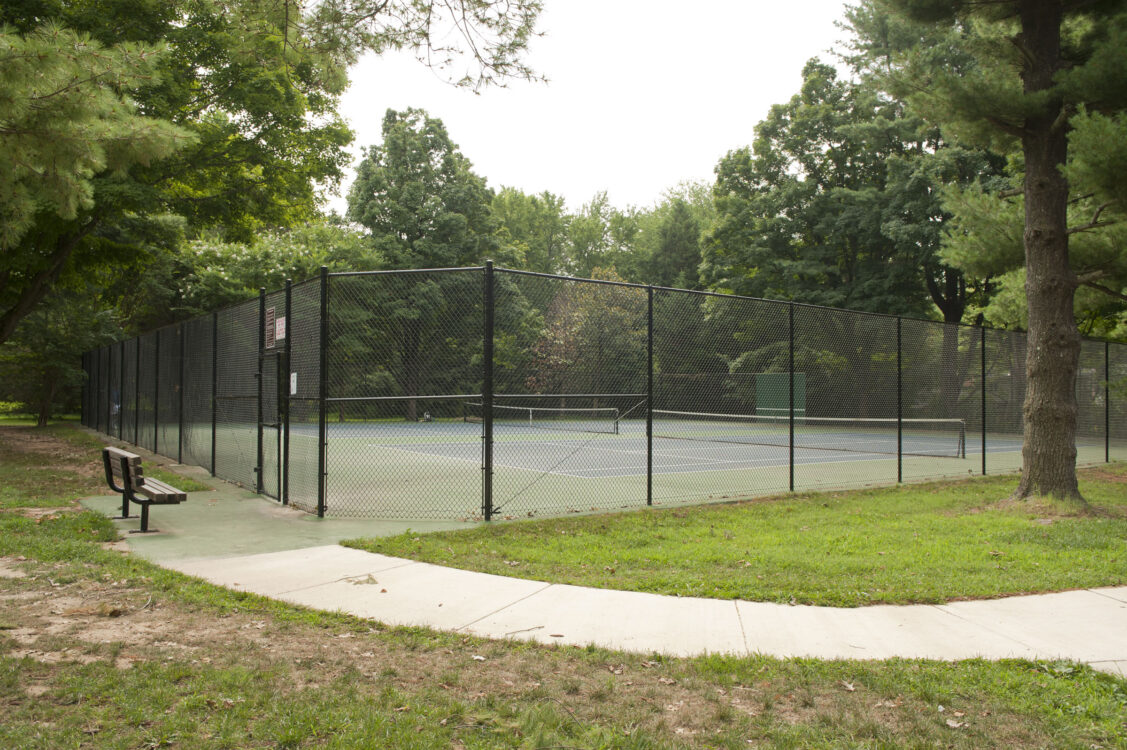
[464,402,620,435]
[651,410,966,458]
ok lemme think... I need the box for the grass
[348,466,1127,607]
[1,424,1126,748]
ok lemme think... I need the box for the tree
[847,0,1127,501]
[491,188,569,273]
[702,61,934,316]
[0,23,191,344]
[0,0,542,346]
[345,108,501,419]
[0,289,119,425]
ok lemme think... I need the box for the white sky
[329,0,852,214]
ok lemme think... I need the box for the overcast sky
[329,0,852,214]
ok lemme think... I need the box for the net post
[788,303,795,492]
[154,330,160,453]
[177,322,184,464]
[256,287,265,495]
[210,312,217,477]
[1106,340,1111,463]
[647,286,654,506]
[482,261,495,522]
[981,326,987,475]
[284,278,292,504]
[317,267,329,518]
[897,317,902,483]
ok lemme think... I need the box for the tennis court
[83,264,1127,520]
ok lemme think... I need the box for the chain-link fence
[82,264,1127,519]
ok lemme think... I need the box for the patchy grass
[1,424,1126,749]
[350,465,1127,607]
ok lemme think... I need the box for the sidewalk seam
[455,582,556,632]
[927,603,1040,653]
[733,600,750,657]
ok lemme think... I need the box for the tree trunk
[1013,0,1083,503]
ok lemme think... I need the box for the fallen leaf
[945,719,965,729]
[472,655,486,661]
[839,680,856,692]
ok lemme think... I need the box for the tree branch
[1067,201,1116,235]
[0,218,100,345]
[1079,279,1127,303]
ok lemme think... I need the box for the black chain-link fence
[83,265,1127,519]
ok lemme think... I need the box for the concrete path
[82,466,1127,679]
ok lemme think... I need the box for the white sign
[290,372,298,396]
[275,315,286,341]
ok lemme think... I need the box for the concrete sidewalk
[83,475,1127,679]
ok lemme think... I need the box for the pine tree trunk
[1012,0,1083,503]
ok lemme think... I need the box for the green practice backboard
[755,372,805,416]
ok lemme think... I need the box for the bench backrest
[104,447,145,489]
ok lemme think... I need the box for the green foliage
[0,23,190,252]
[348,108,500,268]
[125,221,376,327]
[702,60,988,321]
[0,290,119,425]
[491,187,569,273]
[0,0,543,346]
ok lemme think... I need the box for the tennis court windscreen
[652,410,966,458]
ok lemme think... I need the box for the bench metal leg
[129,504,156,534]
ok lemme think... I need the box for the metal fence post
[284,278,292,504]
[154,333,160,453]
[178,323,185,463]
[897,317,902,483]
[211,313,218,476]
[134,337,140,444]
[789,303,795,493]
[981,326,987,476]
[1106,340,1111,463]
[317,267,329,518]
[119,342,125,439]
[482,261,495,522]
[257,288,266,495]
[647,286,654,506]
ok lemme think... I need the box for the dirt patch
[0,427,104,480]
[0,557,29,578]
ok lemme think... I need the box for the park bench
[101,446,187,533]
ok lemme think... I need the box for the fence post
[1107,341,1111,463]
[134,337,140,445]
[897,317,902,483]
[789,303,795,493]
[119,342,125,439]
[256,288,266,495]
[210,313,218,476]
[317,267,329,518]
[482,261,494,522]
[647,286,654,506]
[154,333,160,453]
[981,326,987,476]
[284,279,292,505]
[178,323,185,464]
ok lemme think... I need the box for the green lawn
[349,466,1127,607]
[2,424,1126,749]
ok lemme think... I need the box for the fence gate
[257,290,287,501]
